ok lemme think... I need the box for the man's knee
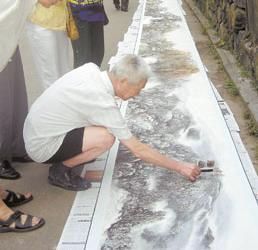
[83,126,115,151]
[100,129,115,149]
[105,130,115,148]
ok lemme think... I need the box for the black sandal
[3,190,33,207]
[0,211,45,233]
[0,160,21,180]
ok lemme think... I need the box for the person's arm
[121,136,201,182]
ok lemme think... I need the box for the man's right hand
[121,136,201,182]
[179,163,201,182]
[38,0,60,8]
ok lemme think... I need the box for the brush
[197,160,215,172]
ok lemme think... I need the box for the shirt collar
[100,71,115,96]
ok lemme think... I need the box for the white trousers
[25,21,73,89]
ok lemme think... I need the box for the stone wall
[193,0,258,85]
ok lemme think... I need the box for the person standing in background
[0,186,45,233]
[0,0,61,180]
[68,0,109,68]
[0,47,29,180]
[25,0,73,90]
[0,0,59,233]
[113,0,129,12]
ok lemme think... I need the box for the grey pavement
[0,1,138,250]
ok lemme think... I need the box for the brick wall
[193,0,258,85]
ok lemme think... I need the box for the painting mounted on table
[98,0,258,250]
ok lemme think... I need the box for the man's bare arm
[121,136,200,182]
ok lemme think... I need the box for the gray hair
[110,55,152,84]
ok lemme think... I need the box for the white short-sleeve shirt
[23,63,132,162]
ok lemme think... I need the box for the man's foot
[0,161,21,180]
[2,190,33,207]
[48,163,91,191]
[0,211,45,233]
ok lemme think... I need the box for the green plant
[201,26,208,35]
[214,39,226,48]
[240,69,251,78]
[255,144,258,159]
[224,80,239,96]
[217,61,224,71]
[242,109,258,137]
[243,110,251,120]
[247,119,258,137]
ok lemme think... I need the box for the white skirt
[25,21,73,89]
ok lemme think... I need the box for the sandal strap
[17,213,33,229]
[0,167,16,175]
[0,211,23,226]
[3,190,25,204]
[0,161,20,178]
[0,211,35,230]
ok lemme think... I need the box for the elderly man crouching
[23,55,200,191]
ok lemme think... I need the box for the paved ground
[0,1,138,250]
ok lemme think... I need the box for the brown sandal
[0,211,45,233]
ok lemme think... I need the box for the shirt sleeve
[87,105,133,140]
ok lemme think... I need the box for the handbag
[66,2,79,40]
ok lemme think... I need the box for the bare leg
[63,126,115,167]
[0,187,43,232]
[0,198,13,221]
[48,127,115,191]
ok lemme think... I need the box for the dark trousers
[113,0,120,6]
[72,20,104,68]
[0,48,28,161]
[113,0,129,9]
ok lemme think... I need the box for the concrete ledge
[184,0,258,124]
